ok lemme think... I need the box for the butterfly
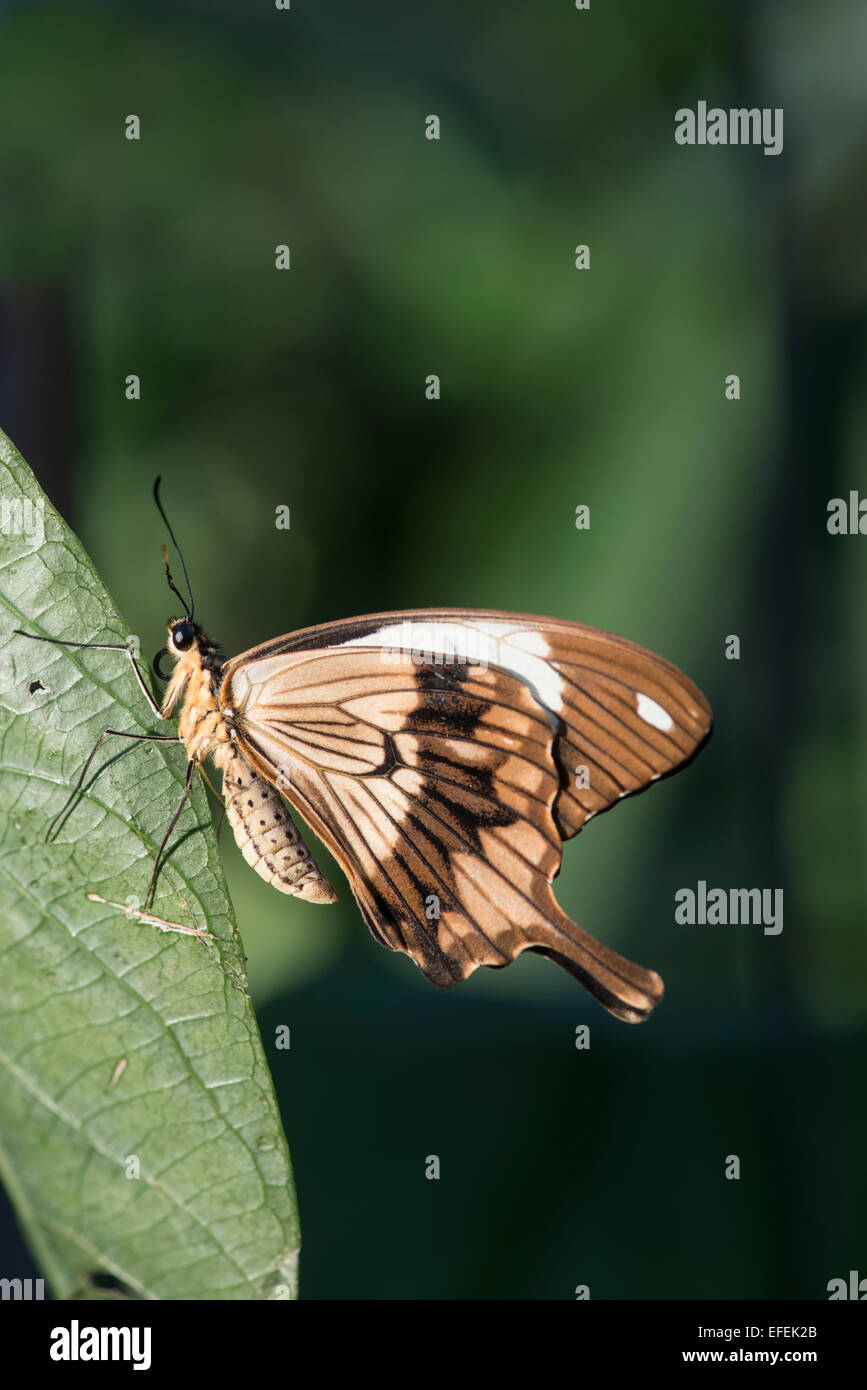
[17,481,712,1023]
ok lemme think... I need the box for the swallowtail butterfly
[17,482,712,1023]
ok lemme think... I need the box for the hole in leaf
[71,1270,139,1300]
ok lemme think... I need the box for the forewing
[223,609,713,838]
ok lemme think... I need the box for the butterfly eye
[171,622,195,652]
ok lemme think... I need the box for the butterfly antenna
[153,476,195,618]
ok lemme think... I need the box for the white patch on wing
[472,622,564,714]
[342,620,564,715]
[636,693,673,732]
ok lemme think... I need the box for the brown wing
[223,609,712,840]
[219,613,711,1022]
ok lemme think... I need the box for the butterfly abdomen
[220,749,337,904]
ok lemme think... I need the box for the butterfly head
[169,617,199,656]
[157,617,225,719]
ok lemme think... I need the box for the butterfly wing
[220,611,712,1021]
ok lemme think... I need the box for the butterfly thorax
[160,624,231,765]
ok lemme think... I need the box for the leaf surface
[0,429,299,1299]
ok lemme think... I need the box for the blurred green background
[1,0,865,1297]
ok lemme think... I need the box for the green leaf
[0,429,299,1300]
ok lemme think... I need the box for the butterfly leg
[46,728,181,840]
[87,893,214,941]
[14,630,166,719]
[144,759,196,908]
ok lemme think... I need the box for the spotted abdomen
[222,750,336,903]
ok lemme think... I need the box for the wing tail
[528,903,664,1022]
